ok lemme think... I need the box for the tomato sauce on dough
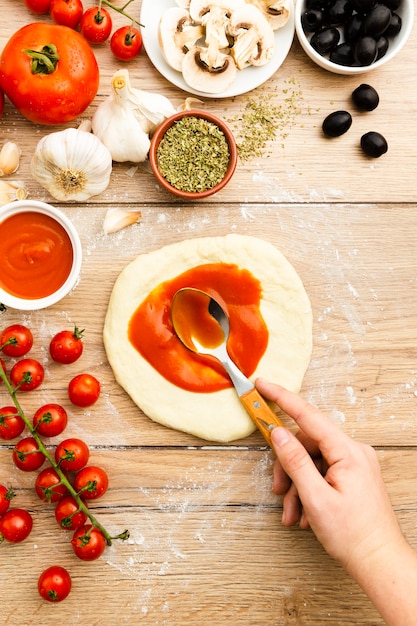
[128,263,268,393]
[0,211,73,299]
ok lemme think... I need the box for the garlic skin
[0,141,22,176]
[92,69,177,163]
[0,180,28,205]
[103,208,142,235]
[30,121,113,202]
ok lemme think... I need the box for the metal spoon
[170,287,283,445]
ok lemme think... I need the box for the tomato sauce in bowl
[0,200,82,310]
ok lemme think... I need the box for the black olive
[306,0,328,9]
[351,0,376,13]
[310,27,340,54]
[330,42,355,64]
[325,0,354,25]
[375,36,389,59]
[385,12,402,36]
[352,84,380,110]
[354,36,378,64]
[379,0,401,9]
[302,9,325,32]
[322,110,353,137]
[362,4,392,37]
[360,131,388,157]
[344,14,363,42]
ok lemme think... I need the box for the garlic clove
[0,180,28,205]
[0,141,22,176]
[103,208,142,235]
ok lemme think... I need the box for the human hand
[255,378,405,577]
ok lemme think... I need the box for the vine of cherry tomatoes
[23,0,143,61]
[0,322,124,603]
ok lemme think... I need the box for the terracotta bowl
[149,110,238,199]
[295,0,414,75]
[0,200,82,311]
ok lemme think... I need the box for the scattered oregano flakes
[228,78,305,162]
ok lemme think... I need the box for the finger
[282,482,302,527]
[271,426,329,504]
[256,379,350,463]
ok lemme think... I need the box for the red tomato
[10,358,44,391]
[110,26,143,61]
[68,373,100,407]
[38,565,72,602]
[24,0,51,13]
[50,0,83,28]
[55,437,90,472]
[35,467,68,502]
[74,465,108,500]
[0,508,33,543]
[71,524,106,560]
[0,406,25,440]
[49,326,84,364]
[80,7,112,44]
[33,403,68,437]
[13,437,45,472]
[0,485,15,515]
[1,324,33,357]
[0,23,99,125]
[55,495,88,530]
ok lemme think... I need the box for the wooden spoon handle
[240,387,284,446]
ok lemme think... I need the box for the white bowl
[0,200,82,310]
[295,0,414,75]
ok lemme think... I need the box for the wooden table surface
[1,1,417,624]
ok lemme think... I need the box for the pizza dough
[103,234,312,442]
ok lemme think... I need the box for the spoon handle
[240,388,284,446]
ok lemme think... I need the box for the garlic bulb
[0,141,21,176]
[30,120,113,201]
[0,180,28,205]
[92,69,177,163]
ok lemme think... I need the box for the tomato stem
[0,367,129,547]
[24,44,59,75]
[100,0,144,27]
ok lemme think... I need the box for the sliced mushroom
[182,45,237,93]
[248,0,291,30]
[159,7,204,72]
[228,4,275,70]
[189,0,244,67]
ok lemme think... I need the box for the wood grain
[1,1,417,624]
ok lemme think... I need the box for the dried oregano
[156,116,230,193]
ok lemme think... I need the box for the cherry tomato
[71,524,106,560]
[50,0,84,28]
[55,495,88,530]
[38,565,72,602]
[1,324,33,357]
[74,465,108,500]
[68,373,100,407]
[110,25,143,61]
[0,23,99,125]
[49,326,84,364]
[0,406,25,440]
[55,437,90,472]
[24,0,51,13]
[80,7,113,44]
[13,437,45,472]
[35,467,68,503]
[0,508,33,543]
[33,404,68,437]
[10,358,44,392]
[0,485,15,515]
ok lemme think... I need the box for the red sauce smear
[128,263,268,393]
[0,212,73,299]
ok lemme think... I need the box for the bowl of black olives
[295,0,413,74]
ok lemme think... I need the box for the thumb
[271,427,326,499]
